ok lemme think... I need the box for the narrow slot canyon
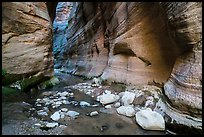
[2,2,202,135]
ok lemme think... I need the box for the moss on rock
[39,77,60,89]
[2,86,20,96]
[20,74,50,92]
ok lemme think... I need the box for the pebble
[42,91,53,96]
[104,90,111,94]
[61,108,68,112]
[105,105,112,109]
[37,111,48,116]
[36,104,42,107]
[46,122,59,128]
[62,100,70,105]
[55,101,62,105]
[70,93,74,96]
[90,111,99,116]
[60,91,69,97]
[60,96,67,100]
[34,123,41,127]
[80,101,91,107]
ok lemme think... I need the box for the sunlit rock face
[53,2,73,69]
[2,2,54,84]
[63,2,181,84]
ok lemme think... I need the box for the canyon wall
[53,2,73,69]
[62,2,184,85]
[2,2,54,89]
[161,2,202,115]
[59,2,202,128]
[1,2,201,130]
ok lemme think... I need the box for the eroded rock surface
[55,2,202,131]
[59,2,183,85]
[2,2,54,86]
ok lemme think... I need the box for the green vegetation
[110,81,126,92]
[39,77,60,89]
[2,69,7,77]
[2,86,19,96]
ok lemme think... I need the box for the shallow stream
[2,73,168,135]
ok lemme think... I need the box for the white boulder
[50,111,61,121]
[116,106,135,117]
[99,94,120,105]
[114,102,121,108]
[121,91,135,106]
[135,108,165,131]
[67,110,80,118]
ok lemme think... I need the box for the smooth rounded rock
[135,108,165,131]
[99,94,120,105]
[116,106,135,117]
[50,111,61,121]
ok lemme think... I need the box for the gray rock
[133,94,146,105]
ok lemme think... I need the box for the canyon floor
[2,71,171,135]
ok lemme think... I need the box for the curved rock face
[57,2,202,129]
[161,2,202,114]
[2,2,54,86]
[62,2,182,85]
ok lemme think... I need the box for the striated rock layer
[161,2,202,116]
[62,2,181,85]
[2,2,54,87]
